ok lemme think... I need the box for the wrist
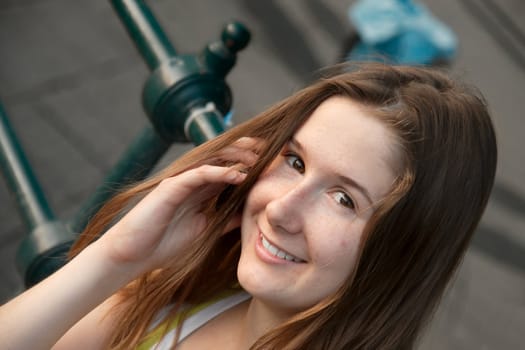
[83,235,145,286]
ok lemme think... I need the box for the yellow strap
[136,291,239,349]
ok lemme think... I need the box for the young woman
[0,63,497,349]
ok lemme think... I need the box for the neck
[236,297,292,349]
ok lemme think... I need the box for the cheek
[243,182,265,216]
[243,170,282,213]
[241,177,274,235]
[310,219,365,269]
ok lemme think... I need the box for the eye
[285,154,305,174]
[333,191,355,210]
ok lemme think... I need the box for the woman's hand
[102,165,245,269]
[98,137,262,273]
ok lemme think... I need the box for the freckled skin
[237,97,399,316]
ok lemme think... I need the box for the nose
[265,182,308,235]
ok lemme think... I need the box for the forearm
[0,240,137,350]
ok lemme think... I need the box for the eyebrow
[289,137,374,206]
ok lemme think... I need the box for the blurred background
[0,0,523,348]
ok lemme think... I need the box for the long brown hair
[70,63,497,349]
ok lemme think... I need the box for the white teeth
[261,235,303,262]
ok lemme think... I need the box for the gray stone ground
[0,0,523,348]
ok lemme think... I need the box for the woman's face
[238,96,399,315]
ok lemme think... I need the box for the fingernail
[227,170,242,181]
[233,171,247,181]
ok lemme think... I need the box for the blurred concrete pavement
[0,1,524,348]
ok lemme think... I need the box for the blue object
[224,109,234,128]
[347,0,458,65]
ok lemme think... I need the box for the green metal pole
[185,102,226,145]
[0,102,55,230]
[71,3,250,234]
[0,101,73,287]
[70,125,170,234]
[110,0,177,70]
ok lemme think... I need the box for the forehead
[294,96,399,202]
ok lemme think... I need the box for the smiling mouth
[260,234,305,263]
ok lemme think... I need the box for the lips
[260,233,305,263]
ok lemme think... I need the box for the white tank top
[138,291,251,350]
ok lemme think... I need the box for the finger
[158,165,246,208]
[213,147,259,167]
[231,137,265,154]
[122,166,246,230]
[217,137,265,165]
[179,181,230,211]
[196,137,265,170]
